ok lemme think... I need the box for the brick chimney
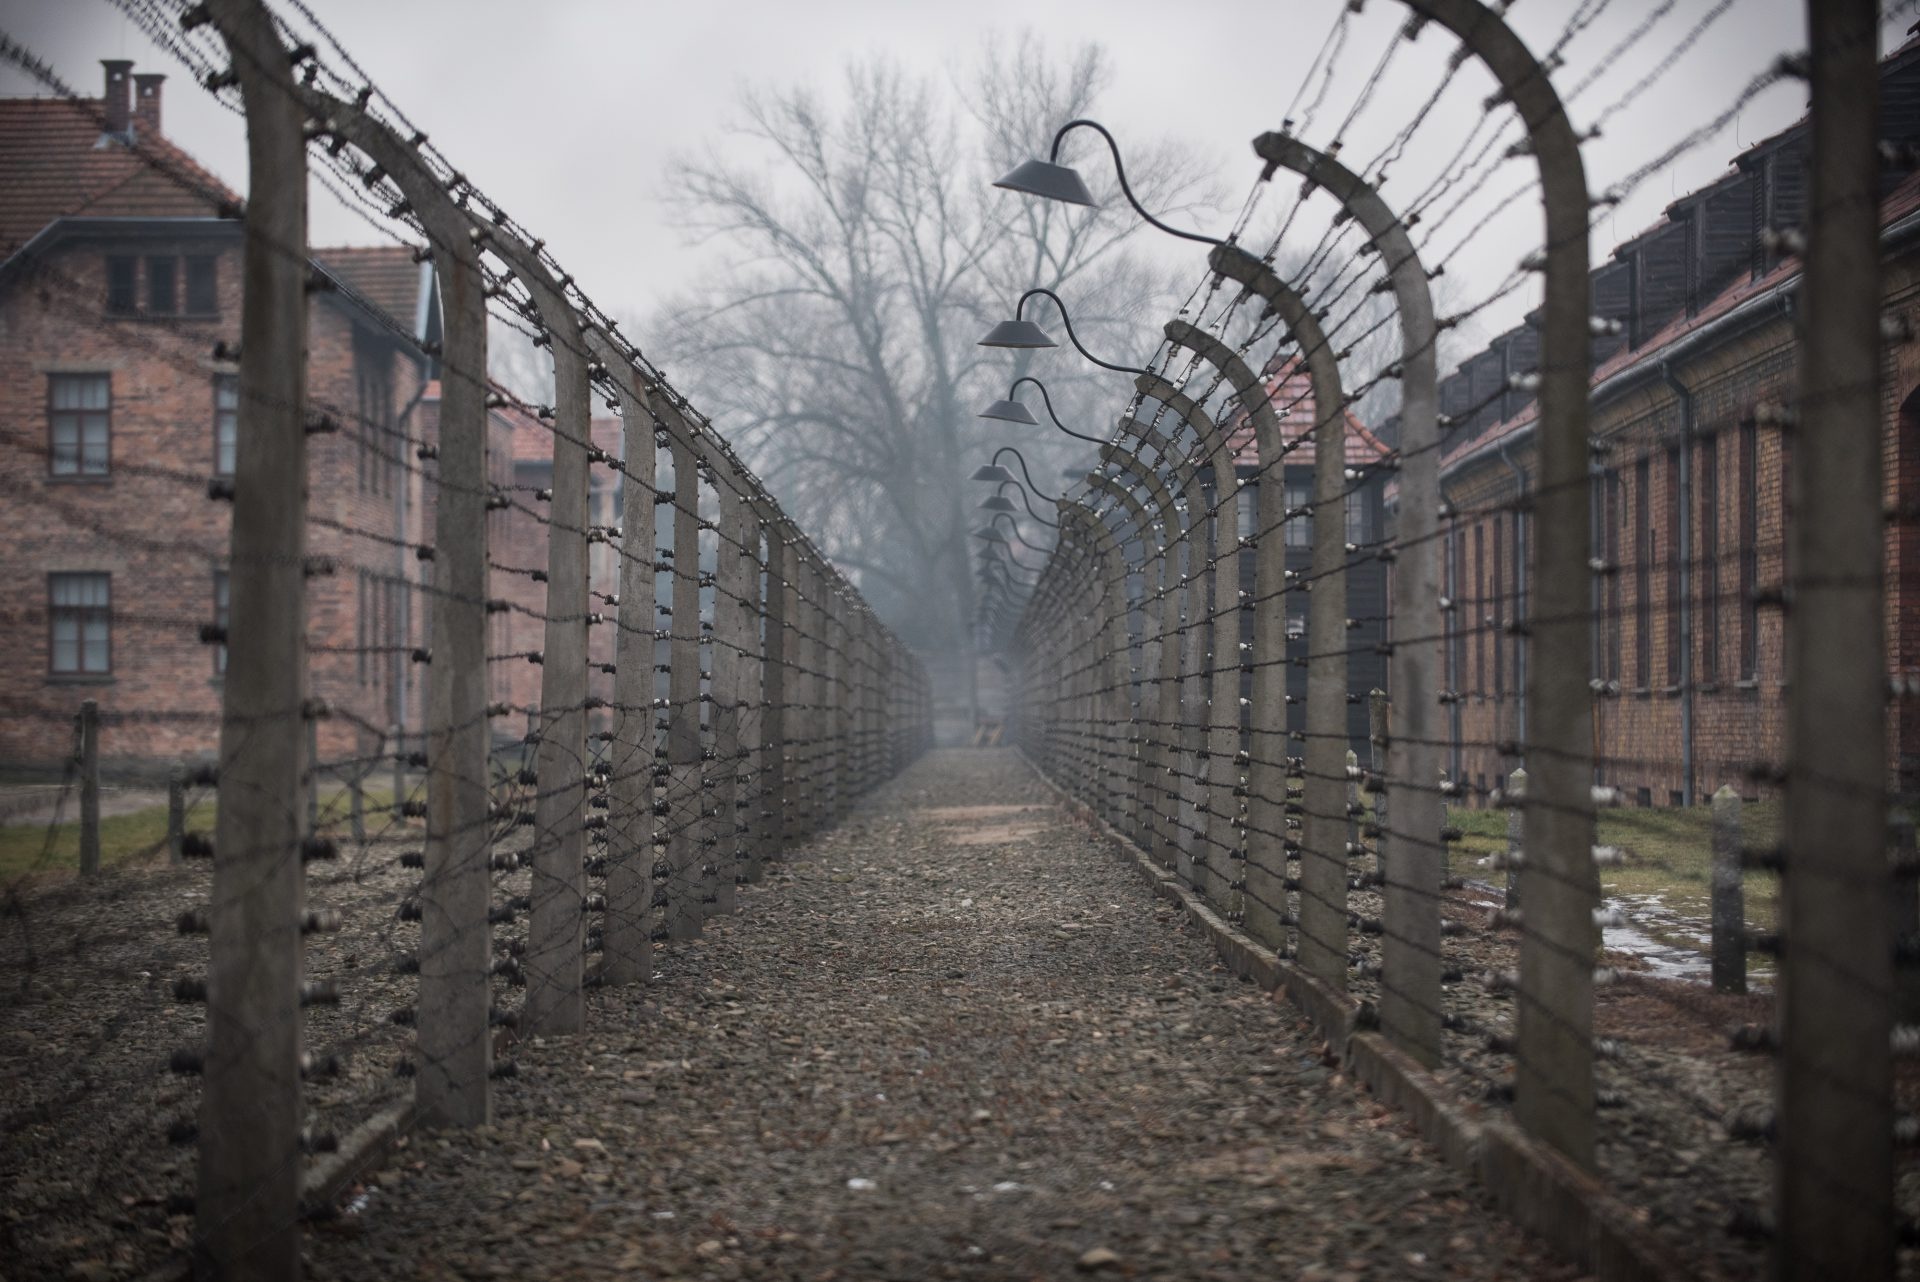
[133,73,165,136]
[101,60,132,136]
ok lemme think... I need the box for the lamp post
[979,288,1150,377]
[995,118,1224,247]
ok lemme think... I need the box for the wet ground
[303,748,1570,1281]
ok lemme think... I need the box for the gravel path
[306,748,1569,1281]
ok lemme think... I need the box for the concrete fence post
[168,768,186,866]
[1778,0,1891,1273]
[196,1,309,1272]
[597,358,659,986]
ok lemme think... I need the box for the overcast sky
[0,0,1888,353]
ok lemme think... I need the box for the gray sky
[0,0,1874,350]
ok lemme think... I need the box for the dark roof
[0,96,238,254]
[1440,167,1920,477]
[1222,356,1391,469]
[312,245,431,338]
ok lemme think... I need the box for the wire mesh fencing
[991,2,1912,1278]
[0,2,931,1277]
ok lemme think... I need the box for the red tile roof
[1223,356,1393,469]
[0,96,238,254]
[1439,167,1920,479]
[313,245,428,335]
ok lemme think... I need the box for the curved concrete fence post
[1134,369,1242,909]
[1089,470,1165,851]
[1251,129,1446,1065]
[1401,0,1596,1166]
[476,217,595,1040]
[304,84,498,1126]
[1145,344,1246,917]
[581,338,660,987]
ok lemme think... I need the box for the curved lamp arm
[1017,288,1149,377]
[993,481,1061,530]
[990,511,1053,555]
[1048,119,1224,248]
[991,447,1063,511]
[1010,376,1108,446]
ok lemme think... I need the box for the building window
[185,256,218,314]
[212,570,229,676]
[146,255,177,315]
[49,374,111,477]
[1345,492,1369,547]
[1283,483,1311,548]
[1739,422,1758,679]
[214,375,239,476]
[1634,457,1652,688]
[49,573,110,675]
[106,256,136,314]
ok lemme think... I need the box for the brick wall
[0,229,430,773]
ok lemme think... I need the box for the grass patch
[1444,797,1782,951]
[0,784,409,884]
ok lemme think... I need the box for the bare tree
[642,34,1215,674]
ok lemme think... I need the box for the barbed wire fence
[992,1,1914,1279]
[0,0,931,1277]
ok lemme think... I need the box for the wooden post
[349,772,365,844]
[305,717,319,835]
[197,1,309,1273]
[168,768,185,866]
[1709,784,1744,995]
[77,699,100,878]
[389,722,404,817]
[1369,690,1388,887]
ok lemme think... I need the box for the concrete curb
[1026,758,1689,1282]
[304,1099,416,1212]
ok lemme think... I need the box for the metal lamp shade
[994,158,1097,207]
[971,464,1016,484]
[978,495,1018,513]
[972,526,1008,543]
[978,318,1056,349]
[979,397,1039,425]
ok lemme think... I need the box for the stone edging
[1025,756,1688,1282]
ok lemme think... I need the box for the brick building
[1223,357,1393,753]
[0,60,442,770]
[1419,35,1920,805]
